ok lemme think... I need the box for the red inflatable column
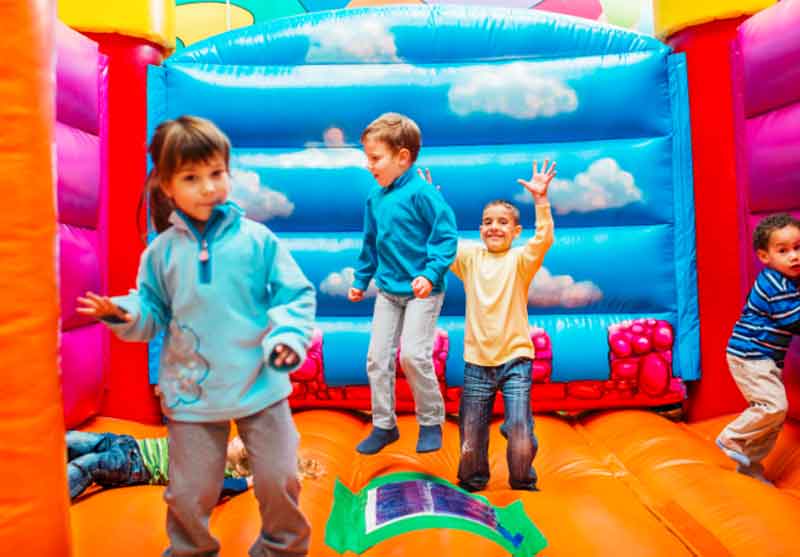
[667,20,749,421]
[86,35,166,424]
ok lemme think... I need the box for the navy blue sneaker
[356,426,400,455]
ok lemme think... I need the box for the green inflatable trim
[325,472,547,556]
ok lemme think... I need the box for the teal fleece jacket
[106,202,316,422]
[353,167,458,295]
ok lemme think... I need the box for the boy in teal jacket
[348,113,458,454]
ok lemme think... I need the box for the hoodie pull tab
[199,240,209,262]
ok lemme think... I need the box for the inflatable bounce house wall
[172,0,655,49]
[4,1,800,556]
[0,2,71,554]
[57,22,109,429]
[655,0,775,421]
[732,0,800,419]
[59,0,174,424]
[162,5,698,414]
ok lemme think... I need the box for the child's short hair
[753,213,800,251]
[140,115,232,235]
[361,112,421,163]
[483,200,520,225]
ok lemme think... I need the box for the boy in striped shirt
[718,213,800,484]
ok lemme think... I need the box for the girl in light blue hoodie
[77,116,315,557]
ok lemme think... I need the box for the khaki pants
[719,355,788,464]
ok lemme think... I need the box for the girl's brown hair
[138,115,232,237]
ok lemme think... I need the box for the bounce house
[2,0,800,556]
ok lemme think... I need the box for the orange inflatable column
[59,0,175,424]
[0,1,71,555]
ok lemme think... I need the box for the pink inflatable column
[56,23,109,428]
[733,0,800,418]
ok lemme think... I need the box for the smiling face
[362,137,411,188]
[757,224,800,280]
[480,203,522,253]
[162,154,230,228]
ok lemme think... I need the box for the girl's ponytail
[136,169,174,243]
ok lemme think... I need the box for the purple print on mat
[367,480,498,532]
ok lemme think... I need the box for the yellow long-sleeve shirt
[451,204,554,366]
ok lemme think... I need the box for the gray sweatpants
[366,290,445,429]
[719,354,789,464]
[164,399,309,557]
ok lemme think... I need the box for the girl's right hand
[76,291,132,322]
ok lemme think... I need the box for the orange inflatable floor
[70,410,800,556]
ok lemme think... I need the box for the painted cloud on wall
[297,17,400,63]
[229,169,295,221]
[516,158,641,214]
[529,267,603,308]
[320,266,379,297]
[449,63,578,119]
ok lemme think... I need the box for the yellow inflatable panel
[653,0,775,38]
[176,3,254,48]
[58,0,175,51]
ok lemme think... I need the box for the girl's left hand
[271,344,299,368]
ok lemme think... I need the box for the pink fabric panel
[56,22,99,134]
[739,0,800,118]
[98,53,109,294]
[59,224,100,332]
[746,101,800,213]
[61,324,104,428]
[56,122,100,228]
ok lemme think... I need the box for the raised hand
[417,167,440,191]
[348,287,364,302]
[411,276,432,299]
[76,291,131,322]
[517,159,557,202]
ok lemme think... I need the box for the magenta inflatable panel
[59,224,101,331]
[56,23,100,135]
[739,0,800,118]
[61,324,105,428]
[746,103,800,213]
[56,122,100,228]
[56,22,108,426]
[734,2,800,284]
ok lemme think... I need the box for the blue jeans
[66,431,150,499]
[458,357,538,491]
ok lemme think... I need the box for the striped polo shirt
[727,267,800,367]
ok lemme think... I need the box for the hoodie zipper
[178,209,225,285]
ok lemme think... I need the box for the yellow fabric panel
[58,0,175,51]
[176,3,254,48]
[653,0,775,37]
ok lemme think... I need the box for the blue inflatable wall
[149,5,698,399]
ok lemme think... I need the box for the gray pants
[164,399,309,557]
[367,291,445,429]
[719,355,789,464]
